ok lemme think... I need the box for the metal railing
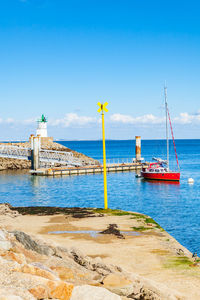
[0,145,31,160]
[98,158,135,165]
[39,149,82,166]
[0,145,82,166]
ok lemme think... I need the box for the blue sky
[1,0,200,140]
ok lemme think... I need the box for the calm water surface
[0,139,200,255]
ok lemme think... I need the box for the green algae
[131,226,151,232]
[144,217,164,230]
[93,208,146,217]
[164,256,193,269]
[130,213,147,219]
[93,209,164,232]
[93,208,134,216]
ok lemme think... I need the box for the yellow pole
[97,102,108,209]
[101,110,108,209]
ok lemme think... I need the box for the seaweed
[132,226,151,232]
[164,256,193,269]
[100,224,125,239]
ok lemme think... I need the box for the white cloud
[49,113,97,128]
[174,112,200,124]
[110,111,200,126]
[22,118,36,125]
[5,118,15,124]
[110,113,164,125]
[1,111,200,130]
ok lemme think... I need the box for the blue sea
[0,139,200,255]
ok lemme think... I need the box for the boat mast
[164,85,169,169]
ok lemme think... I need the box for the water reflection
[30,175,40,188]
[145,179,180,186]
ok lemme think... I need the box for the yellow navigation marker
[97,102,108,209]
[97,102,108,113]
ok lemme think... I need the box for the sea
[0,139,200,255]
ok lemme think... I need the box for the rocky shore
[0,141,99,171]
[0,204,200,299]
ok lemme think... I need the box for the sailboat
[141,86,180,181]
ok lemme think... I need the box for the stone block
[70,285,121,300]
[0,251,26,265]
[48,280,73,300]
[0,230,11,251]
[14,263,58,280]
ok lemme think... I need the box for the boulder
[0,230,11,250]
[0,296,23,300]
[0,287,33,300]
[103,273,134,296]
[28,284,48,299]
[103,273,132,287]
[29,280,73,300]
[70,285,121,300]
[0,251,26,265]
[0,203,19,217]
[13,263,58,280]
[12,231,54,256]
[50,266,74,280]
[127,273,184,300]
[70,248,112,275]
[47,280,73,300]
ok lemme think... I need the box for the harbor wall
[0,140,99,171]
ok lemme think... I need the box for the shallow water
[48,230,140,237]
[0,139,200,255]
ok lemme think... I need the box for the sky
[1,0,200,140]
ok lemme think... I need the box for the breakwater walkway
[30,162,144,176]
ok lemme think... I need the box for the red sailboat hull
[141,171,180,181]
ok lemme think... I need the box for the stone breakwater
[0,204,200,299]
[0,141,99,171]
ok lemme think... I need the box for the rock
[50,266,74,280]
[127,273,184,300]
[103,273,134,296]
[70,285,121,300]
[70,248,112,276]
[0,296,23,300]
[0,251,26,264]
[12,231,54,256]
[47,280,73,300]
[29,279,74,300]
[0,204,19,217]
[13,263,58,280]
[103,274,132,287]
[70,248,91,269]
[0,288,27,300]
[0,157,31,171]
[127,287,161,299]
[31,262,58,276]
[28,284,48,299]
[0,230,11,250]
[176,248,185,256]
[44,255,96,284]
[100,224,125,239]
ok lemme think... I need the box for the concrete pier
[30,162,145,176]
